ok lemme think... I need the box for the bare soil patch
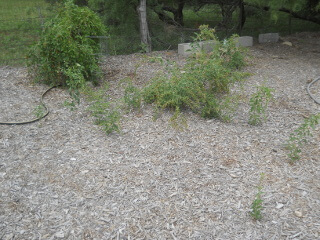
[1,32,320,239]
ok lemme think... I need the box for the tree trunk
[137,0,151,52]
[155,0,186,27]
[175,0,185,26]
[218,0,238,33]
[238,0,246,34]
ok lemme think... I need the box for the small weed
[286,113,320,162]
[249,85,274,126]
[83,83,121,135]
[250,173,265,221]
[169,107,188,131]
[146,55,164,64]
[124,82,142,111]
[139,43,150,53]
[193,24,218,42]
[91,103,121,134]
[33,104,45,118]
[63,100,77,111]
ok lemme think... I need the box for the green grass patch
[0,0,51,66]
[0,0,49,20]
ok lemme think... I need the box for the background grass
[105,5,320,55]
[0,0,50,65]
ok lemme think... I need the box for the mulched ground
[0,32,320,240]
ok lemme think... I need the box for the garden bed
[0,32,320,239]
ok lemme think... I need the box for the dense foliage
[245,0,320,24]
[143,25,247,121]
[28,0,106,101]
[45,0,88,6]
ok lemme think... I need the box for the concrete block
[178,43,199,57]
[259,33,279,43]
[235,36,253,47]
[178,41,218,57]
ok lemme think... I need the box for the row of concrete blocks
[178,33,279,57]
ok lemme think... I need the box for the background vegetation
[27,0,106,103]
[0,0,319,65]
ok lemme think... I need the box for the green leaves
[249,85,274,126]
[33,104,46,118]
[286,113,320,162]
[28,0,107,102]
[250,187,264,220]
[84,83,121,135]
[124,82,142,110]
[250,173,265,221]
[192,24,218,42]
[143,25,247,123]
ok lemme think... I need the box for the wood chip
[0,32,320,239]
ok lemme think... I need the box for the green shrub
[83,83,121,135]
[248,86,274,126]
[143,25,247,122]
[27,0,107,102]
[286,113,320,162]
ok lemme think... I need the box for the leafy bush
[28,0,107,102]
[143,25,247,121]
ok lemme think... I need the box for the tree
[190,0,245,32]
[137,0,152,52]
[88,0,152,52]
[244,0,320,25]
[150,0,187,26]
[216,0,242,31]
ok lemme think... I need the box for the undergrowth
[250,173,265,221]
[249,85,274,126]
[143,25,248,123]
[286,113,320,163]
[83,83,120,135]
[124,80,142,111]
[33,104,45,118]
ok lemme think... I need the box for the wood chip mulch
[1,32,320,240]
